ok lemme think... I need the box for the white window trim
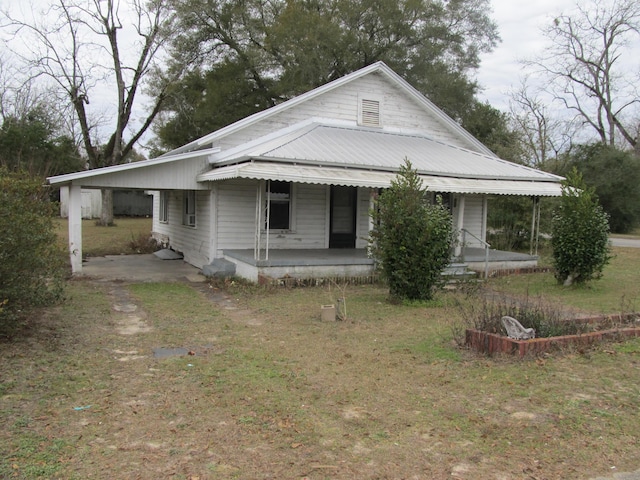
[159,191,169,224]
[263,182,296,233]
[183,190,196,227]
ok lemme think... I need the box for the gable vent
[360,98,381,127]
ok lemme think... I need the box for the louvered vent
[360,98,381,127]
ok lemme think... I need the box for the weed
[452,288,587,341]
[128,232,159,254]
[12,416,31,429]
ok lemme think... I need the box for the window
[159,191,169,223]
[183,190,196,227]
[266,181,291,230]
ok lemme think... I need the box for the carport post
[66,184,83,274]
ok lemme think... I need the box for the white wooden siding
[216,180,329,256]
[213,73,478,153]
[151,189,211,267]
[216,180,259,255]
[77,156,210,190]
[461,195,486,247]
[151,191,161,234]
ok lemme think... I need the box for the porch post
[66,184,83,274]
[265,180,270,261]
[455,194,466,257]
[254,182,263,260]
[530,196,541,256]
[368,189,375,253]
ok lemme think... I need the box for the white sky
[475,0,580,111]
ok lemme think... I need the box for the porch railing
[460,229,491,279]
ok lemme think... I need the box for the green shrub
[551,168,611,286]
[0,169,66,322]
[370,160,455,301]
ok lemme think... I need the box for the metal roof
[209,122,562,185]
[197,161,563,196]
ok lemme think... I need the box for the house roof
[47,61,563,196]
[47,147,219,185]
[208,122,562,183]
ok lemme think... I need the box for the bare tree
[509,78,576,169]
[2,0,186,225]
[528,0,640,151]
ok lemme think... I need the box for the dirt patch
[109,286,152,335]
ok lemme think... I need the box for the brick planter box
[466,317,640,357]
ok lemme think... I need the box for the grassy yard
[2,227,640,478]
[54,217,153,257]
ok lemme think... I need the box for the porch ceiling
[197,161,563,196]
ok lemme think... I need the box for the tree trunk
[98,188,115,226]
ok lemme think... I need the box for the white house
[48,62,563,281]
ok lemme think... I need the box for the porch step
[442,263,477,282]
[202,258,236,278]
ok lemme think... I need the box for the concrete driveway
[80,254,206,283]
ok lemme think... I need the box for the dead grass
[2,274,640,479]
[4,220,640,478]
[54,217,153,257]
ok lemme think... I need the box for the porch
[219,247,539,283]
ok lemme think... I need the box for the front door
[329,186,357,248]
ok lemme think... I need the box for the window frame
[183,190,196,227]
[159,191,169,223]
[264,181,295,232]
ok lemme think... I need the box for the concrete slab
[153,249,184,260]
[81,254,204,283]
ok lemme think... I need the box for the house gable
[207,70,488,155]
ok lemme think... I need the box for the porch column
[254,182,263,260]
[455,194,466,257]
[530,196,541,256]
[367,189,376,256]
[66,184,83,274]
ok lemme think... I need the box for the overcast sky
[475,0,581,111]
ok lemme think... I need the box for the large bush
[0,169,66,322]
[370,160,455,301]
[551,168,611,286]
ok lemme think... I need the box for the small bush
[551,168,611,286]
[370,160,455,301]
[0,169,66,323]
[128,232,159,254]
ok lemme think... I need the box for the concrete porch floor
[224,248,375,267]
[223,247,537,267]
[77,247,538,283]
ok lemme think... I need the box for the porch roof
[197,161,563,196]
